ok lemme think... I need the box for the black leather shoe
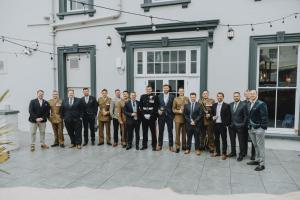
[152,148,157,151]
[175,149,180,153]
[91,141,95,145]
[126,146,132,150]
[182,147,186,151]
[237,156,243,162]
[227,152,237,157]
[60,144,65,148]
[141,147,147,150]
[97,143,104,146]
[51,144,59,147]
[122,144,127,148]
[255,165,265,171]
[83,143,88,146]
[247,160,260,165]
[250,155,255,160]
[107,143,112,146]
[136,146,140,150]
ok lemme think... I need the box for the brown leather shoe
[211,153,220,157]
[169,146,174,152]
[41,144,49,149]
[221,154,227,160]
[76,145,82,149]
[196,150,202,156]
[30,145,35,152]
[69,144,76,148]
[184,150,190,154]
[156,146,162,151]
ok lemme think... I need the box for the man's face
[217,94,224,102]
[83,89,89,97]
[244,91,250,100]
[130,93,136,101]
[190,95,196,102]
[202,91,208,99]
[250,90,257,101]
[68,91,74,98]
[37,91,44,99]
[115,90,121,98]
[163,86,169,94]
[178,88,184,96]
[52,92,59,99]
[146,87,152,94]
[102,91,107,98]
[233,93,240,102]
[123,92,129,99]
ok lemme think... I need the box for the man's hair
[217,92,224,97]
[115,89,120,92]
[233,91,240,95]
[101,89,108,92]
[178,87,184,90]
[245,89,250,92]
[83,87,89,91]
[123,90,129,94]
[52,90,58,93]
[37,89,44,94]
[202,90,209,94]
[190,92,197,96]
[68,89,74,93]
[146,85,153,89]
[163,84,169,88]
[130,91,136,95]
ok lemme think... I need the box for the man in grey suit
[228,92,248,161]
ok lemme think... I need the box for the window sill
[57,9,96,20]
[141,0,191,12]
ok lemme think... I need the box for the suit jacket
[229,101,248,128]
[157,93,175,119]
[29,98,50,123]
[124,100,141,124]
[184,102,203,127]
[248,99,268,130]
[80,95,98,117]
[98,97,112,122]
[115,99,129,123]
[48,98,63,124]
[139,93,158,120]
[61,97,83,122]
[212,102,231,126]
[172,96,189,123]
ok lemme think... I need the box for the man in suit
[97,89,112,145]
[28,89,50,152]
[140,86,159,151]
[211,92,231,160]
[184,92,203,156]
[199,90,215,155]
[247,90,268,171]
[61,89,83,149]
[244,89,256,160]
[124,92,141,150]
[157,84,175,152]
[80,88,98,146]
[172,87,189,153]
[48,90,64,148]
[115,90,130,148]
[110,89,122,147]
[228,92,248,161]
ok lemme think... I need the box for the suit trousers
[65,120,82,145]
[186,125,200,150]
[175,122,187,150]
[126,120,140,147]
[214,123,228,155]
[142,119,157,148]
[200,123,215,152]
[244,127,256,157]
[30,122,46,145]
[82,115,96,143]
[158,116,174,147]
[112,118,121,144]
[98,120,111,144]
[50,122,64,145]
[229,126,246,156]
[120,123,127,145]
[249,128,265,166]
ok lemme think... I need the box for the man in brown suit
[115,90,129,148]
[48,90,64,148]
[199,90,215,155]
[98,89,112,145]
[172,87,189,153]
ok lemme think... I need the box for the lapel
[250,100,259,115]
[160,94,166,107]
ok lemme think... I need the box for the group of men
[28,85,268,171]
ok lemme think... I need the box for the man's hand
[36,118,43,122]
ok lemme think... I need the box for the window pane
[171,51,177,62]
[191,50,197,61]
[155,52,162,62]
[179,62,186,74]
[179,51,186,61]
[155,63,161,74]
[258,89,276,128]
[170,62,177,74]
[163,63,169,74]
[147,52,154,62]
[137,64,143,74]
[276,89,295,128]
[163,51,170,62]
[191,62,197,74]
[177,80,184,90]
[259,47,278,87]
[147,63,154,74]
[156,80,163,93]
[148,80,155,91]
[137,52,143,62]
[169,80,176,93]
[278,46,298,87]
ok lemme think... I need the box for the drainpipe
[51,0,57,90]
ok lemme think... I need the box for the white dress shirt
[216,102,223,123]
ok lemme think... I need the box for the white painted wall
[0,0,299,132]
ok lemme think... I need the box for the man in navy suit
[247,90,268,171]
[61,89,83,149]
[124,92,141,150]
[184,92,203,156]
[157,84,175,152]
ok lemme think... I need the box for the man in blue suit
[247,90,268,171]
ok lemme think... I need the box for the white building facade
[0,0,300,136]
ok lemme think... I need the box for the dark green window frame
[57,44,96,98]
[141,0,191,12]
[57,0,96,20]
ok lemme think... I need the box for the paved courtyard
[1,131,300,195]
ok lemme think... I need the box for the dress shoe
[237,156,243,162]
[175,149,180,153]
[107,143,112,146]
[182,147,186,151]
[255,165,265,171]
[122,144,127,148]
[41,144,49,149]
[250,155,255,160]
[51,144,59,147]
[221,154,227,160]
[83,143,88,146]
[211,153,220,157]
[69,144,76,148]
[169,146,174,152]
[152,148,157,151]
[30,145,35,152]
[76,145,82,149]
[141,147,147,150]
[91,141,95,145]
[136,146,140,150]
[97,143,104,146]
[247,160,260,165]
[156,146,162,151]
[126,146,132,150]
[227,152,237,157]
[184,150,190,154]
[196,150,202,156]
[113,143,118,147]
[60,144,65,148]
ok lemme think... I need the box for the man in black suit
[228,92,248,161]
[140,86,159,151]
[211,92,231,160]
[247,90,268,171]
[124,92,141,150]
[157,84,175,152]
[184,92,203,156]
[61,89,83,149]
[80,88,98,146]
[28,89,50,152]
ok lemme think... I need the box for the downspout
[51,0,57,90]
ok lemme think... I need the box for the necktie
[132,101,136,112]
[233,102,237,112]
[192,102,195,112]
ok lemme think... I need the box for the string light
[269,21,272,28]
[251,24,254,31]
[150,16,157,32]
[282,17,285,23]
